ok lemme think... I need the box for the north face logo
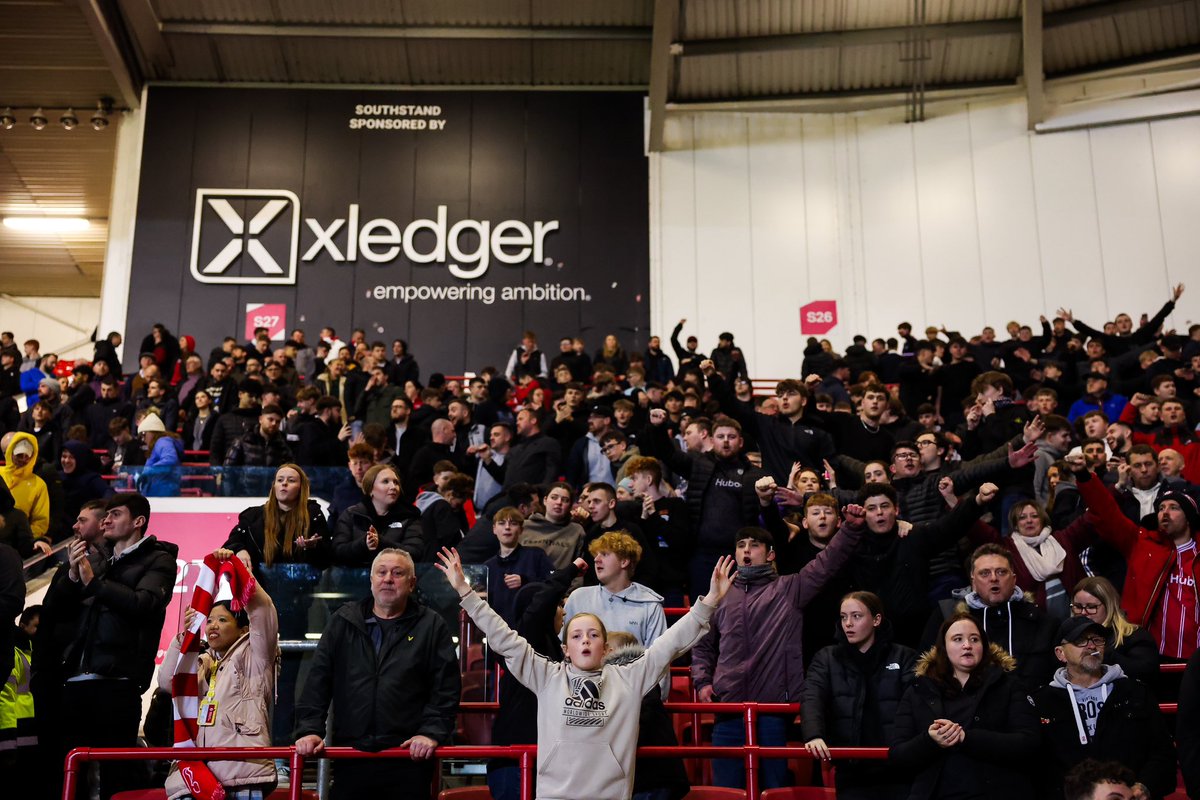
[189,189,300,285]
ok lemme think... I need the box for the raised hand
[435,547,470,597]
[703,555,736,607]
[1056,307,1074,322]
[842,503,865,528]
[754,476,777,505]
[1007,441,1038,469]
[649,408,667,426]
[1023,414,1045,443]
[976,482,999,505]
[938,476,958,508]
[1173,283,1185,301]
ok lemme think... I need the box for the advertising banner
[126,88,650,372]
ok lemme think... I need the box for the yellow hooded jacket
[2,432,50,538]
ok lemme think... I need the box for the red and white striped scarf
[170,554,256,800]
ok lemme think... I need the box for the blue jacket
[1067,393,1127,423]
[138,436,183,496]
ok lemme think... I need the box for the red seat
[761,787,836,799]
[267,790,319,800]
[682,788,747,800]
[438,786,493,800]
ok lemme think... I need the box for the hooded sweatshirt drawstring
[978,600,1014,655]
[1065,682,1110,745]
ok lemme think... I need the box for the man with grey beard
[1031,616,1176,800]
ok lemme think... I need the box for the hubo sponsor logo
[189,188,560,286]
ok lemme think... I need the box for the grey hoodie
[520,513,585,570]
[460,590,713,800]
[1034,440,1067,505]
[1049,663,1126,741]
[563,581,669,696]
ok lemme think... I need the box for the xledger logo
[190,189,300,285]
[189,188,560,285]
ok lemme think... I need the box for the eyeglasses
[601,443,621,452]
[916,440,937,447]
[894,453,919,461]
[975,568,1012,579]
[1070,602,1103,614]
[1066,636,1106,649]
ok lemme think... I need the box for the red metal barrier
[63,742,884,800]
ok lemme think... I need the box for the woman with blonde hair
[1070,575,1158,683]
[224,463,331,575]
[222,463,331,753]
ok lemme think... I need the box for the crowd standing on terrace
[2,284,1200,799]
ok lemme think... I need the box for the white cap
[139,414,166,433]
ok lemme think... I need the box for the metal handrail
[64,742,887,800]
[22,537,71,575]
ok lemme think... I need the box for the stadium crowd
[2,284,1200,800]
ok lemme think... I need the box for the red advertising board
[800,300,838,335]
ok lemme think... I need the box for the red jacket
[1078,473,1200,627]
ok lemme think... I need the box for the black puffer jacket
[801,631,918,745]
[293,596,460,750]
[222,500,333,576]
[890,644,1039,800]
[332,501,424,566]
[47,535,177,692]
[802,627,917,800]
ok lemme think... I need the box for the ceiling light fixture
[0,108,14,130]
[3,216,91,233]
[29,108,47,131]
[60,108,79,130]
[90,98,111,131]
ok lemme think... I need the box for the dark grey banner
[126,87,650,373]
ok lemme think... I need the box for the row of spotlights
[0,101,110,132]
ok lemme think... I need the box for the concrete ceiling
[1,0,1198,295]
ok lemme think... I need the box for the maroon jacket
[966,514,1097,609]
[691,520,864,703]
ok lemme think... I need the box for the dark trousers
[58,678,147,799]
[331,758,434,800]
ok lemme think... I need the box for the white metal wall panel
[1028,128,1108,325]
[967,101,1045,324]
[746,115,810,366]
[854,112,927,338]
[911,109,987,332]
[690,115,757,361]
[653,117,699,336]
[1150,115,1200,329]
[1089,124,1171,319]
[650,97,1200,377]
[800,115,847,304]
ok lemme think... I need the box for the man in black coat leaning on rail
[294,547,460,800]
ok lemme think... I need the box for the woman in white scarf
[968,499,1098,620]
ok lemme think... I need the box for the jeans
[487,764,521,800]
[711,714,791,789]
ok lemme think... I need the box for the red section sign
[800,300,838,335]
[245,303,287,341]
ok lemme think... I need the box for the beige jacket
[158,589,279,799]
